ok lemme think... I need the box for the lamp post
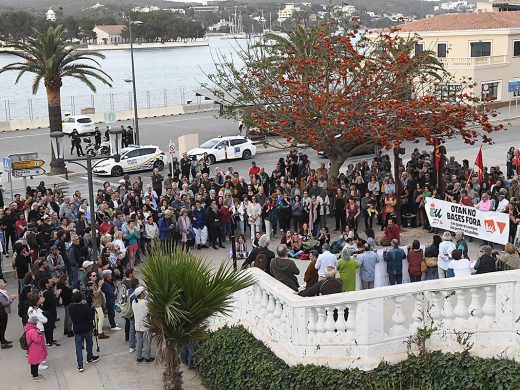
[51,128,123,262]
[128,17,143,145]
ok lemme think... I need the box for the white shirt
[449,258,472,277]
[315,250,338,277]
[27,307,47,332]
[496,198,509,213]
[145,222,159,240]
[132,298,149,332]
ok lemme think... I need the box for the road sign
[3,157,11,173]
[12,168,46,178]
[104,111,117,124]
[508,80,520,92]
[12,160,44,170]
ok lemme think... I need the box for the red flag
[433,137,440,172]
[474,146,484,183]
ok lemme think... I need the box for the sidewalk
[0,281,207,390]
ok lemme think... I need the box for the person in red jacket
[407,240,424,282]
[380,218,400,246]
[248,161,260,178]
[25,315,48,381]
[219,203,233,244]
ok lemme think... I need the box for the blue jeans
[180,341,194,369]
[129,318,136,349]
[135,331,151,359]
[388,273,402,285]
[424,267,438,280]
[75,333,93,367]
[70,267,79,290]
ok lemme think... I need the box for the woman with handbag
[423,235,442,280]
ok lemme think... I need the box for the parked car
[187,136,256,165]
[62,115,95,135]
[92,145,166,177]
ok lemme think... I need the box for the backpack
[254,253,268,271]
[119,284,134,319]
[19,331,29,351]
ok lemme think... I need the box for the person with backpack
[120,269,138,352]
[68,291,99,372]
[241,234,275,275]
[25,315,48,381]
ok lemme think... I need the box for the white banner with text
[425,197,510,245]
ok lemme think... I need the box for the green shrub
[194,325,520,390]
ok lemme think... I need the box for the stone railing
[440,55,508,68]
[211,268,520,370]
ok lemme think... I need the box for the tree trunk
[162,350,183,390]
[47,86,66,175]
[328,154,348,180]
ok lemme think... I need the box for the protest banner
[425,197,509,245]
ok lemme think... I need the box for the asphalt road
[0,111,519,196]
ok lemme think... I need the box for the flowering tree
[205,19,503,178]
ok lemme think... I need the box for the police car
[187,136,257,165]
[92,145,166,177]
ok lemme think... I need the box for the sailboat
[223,7,248,39]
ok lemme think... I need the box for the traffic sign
[12,168,46,178]
[12,160,44,170]
[508,80,520,92]
[3,157,11,173]
[104,111,117,124]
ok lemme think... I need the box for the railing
[211,268,520,370]
[440,55,508,68]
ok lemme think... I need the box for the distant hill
[0,0,189,14]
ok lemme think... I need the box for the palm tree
[141,244,255,390]
[0,25,112,174]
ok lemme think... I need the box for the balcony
[440,55,509,68]
[211,268,520,370]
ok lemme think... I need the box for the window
[514,41,520,57]
[470,41,491,57]
[436,84,462,102]
[138,148,156,156]
[415,43,424,55]
[437,43,447,58]
[77,118,92,124]
[124,150,140,158]
[481,81,500,101]
[230,138,247,146]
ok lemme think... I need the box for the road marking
[141,115,214,125]
[78,176,120,187]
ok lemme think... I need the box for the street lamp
[50,130,122,262]
[128,17,143,145]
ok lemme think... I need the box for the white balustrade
[211,268,520,371]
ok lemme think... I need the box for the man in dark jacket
[242,234,275,275]
[474,245,496,274]
[151,168,164,198]
[69,291,99,371]
[270,244,300,291]
[101,270,120,331]
[298,266,343,296]
[383,239,406,285]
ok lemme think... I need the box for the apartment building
[397,11,520,105]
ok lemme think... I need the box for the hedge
[194,325,520,390]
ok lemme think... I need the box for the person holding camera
[68,291,99,372]
[85,271,109,340]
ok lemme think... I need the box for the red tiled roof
[397,11,520,32]
[94,25,125,35]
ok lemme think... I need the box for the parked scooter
[84,137,111,157]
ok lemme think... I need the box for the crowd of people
[0,145,519,379]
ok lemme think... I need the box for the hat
[82,260,94,269]
[133,286,145,298]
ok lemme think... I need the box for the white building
[92,25,125,45]
[277,3,296,23]
[207,19,233,32]
[46,8,56,21]
[170,8,186,15]
[132,6,160,13]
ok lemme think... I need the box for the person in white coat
[246,197,262,241]
[131,287,154,363]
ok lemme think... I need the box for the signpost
[12,160,44,170]
[12,168,46,178]
[2,157,12,202]
[508,80,520,118]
